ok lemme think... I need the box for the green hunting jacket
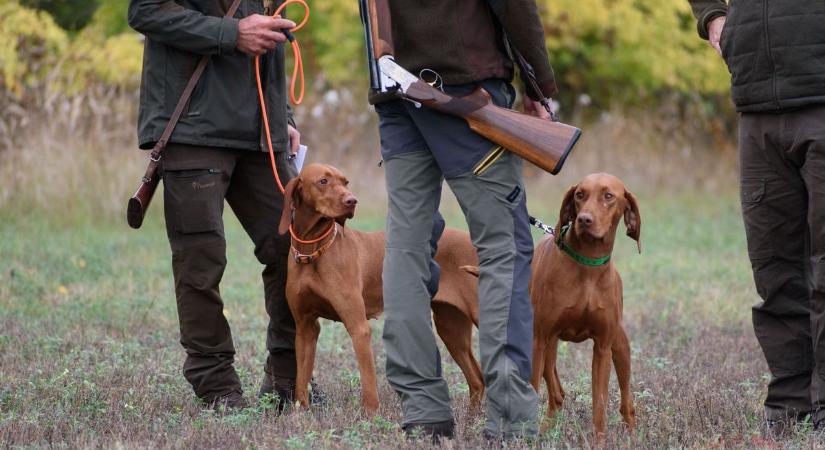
[689,0,825,113]
[128,0,293,152]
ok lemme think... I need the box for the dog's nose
[344,196,358,207]
[577,213,593,227]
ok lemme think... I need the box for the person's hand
[524,96,552,120]
[288,124,301,155]
[708,16,726,57]
[236,14,296,56]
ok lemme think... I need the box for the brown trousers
[740,105,825,422]
[160,143,297,401]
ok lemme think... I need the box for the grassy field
[1,186,814,449]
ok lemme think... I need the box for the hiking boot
[764,418,791,438]
[259,372,328,411]
[403,419,455,443]
[206,390,249,412]
[813,419,825,435]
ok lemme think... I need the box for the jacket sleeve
[688,0,728,40]
[286,103,296,129]
[127,0,240,55]
[486,0,557,100]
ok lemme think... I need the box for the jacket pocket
[719,19,731,60]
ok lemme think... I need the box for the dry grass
[2,87,805,449]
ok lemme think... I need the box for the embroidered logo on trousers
[192,181,217,190]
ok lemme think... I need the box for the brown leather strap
[503,33,558,122]
[145,0,244,167]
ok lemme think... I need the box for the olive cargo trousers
[160,143,297,401]
[740,105,825,422]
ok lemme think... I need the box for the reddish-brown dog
[531,173,640,434]
[278,163,483,414]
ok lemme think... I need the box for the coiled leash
[254,0,335,250]
[256,0,308,196]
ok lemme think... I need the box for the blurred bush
[0,1,68,96]
[1,0,730,106]
[0,0,140,97]
[19,0,98,32]
[540,0,729,107]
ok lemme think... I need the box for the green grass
[0,192,807,448]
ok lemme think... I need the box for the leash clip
[528,215,555,236]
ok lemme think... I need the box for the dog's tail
[460,265,480,278]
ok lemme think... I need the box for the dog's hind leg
[294,317,321,410]
[433,302,484,412]
[531,331,548,392]
[612,327,636,429]
[543,336,564,414]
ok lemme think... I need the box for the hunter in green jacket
[128,0,309,411]
[689,0,825,437]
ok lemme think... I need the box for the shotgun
[358,0,580,175]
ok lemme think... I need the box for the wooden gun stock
[127,163,160,229]
[405,81,580,174]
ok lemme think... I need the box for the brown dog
[461,173,639,434]
[531,172,640,434]
[278,163,483,414]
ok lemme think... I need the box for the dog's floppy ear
[555,184,578,243]
[278,177,302,235]
[623,188,641,253]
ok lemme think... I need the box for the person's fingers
[258,37,279,50]
[289,128,301,155]
[260,30,287,44]
[270,18,297,30]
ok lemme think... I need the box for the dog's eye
[319,178,328,185]
[605,192,614,200]
[344,180,350,186]
[575,191,584,200]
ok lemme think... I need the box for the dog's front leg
[294,317,321,410]
[342,313,379,414]
[612,327,636,429]
[591,341,612,436]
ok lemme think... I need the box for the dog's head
[278,163,358,235]
[555,173,641,253]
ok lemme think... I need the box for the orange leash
[254,1,335,245]
[256,0,308,195]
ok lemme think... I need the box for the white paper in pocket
[294,145,308,173]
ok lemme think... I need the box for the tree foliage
[539,0,729,105]
[19,0,99,32]
[0,0,141,96]
[1,0,730,107]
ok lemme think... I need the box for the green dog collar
[557,225,611,267]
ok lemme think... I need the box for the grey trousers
[739,105,825,422]
[381,149,538,437]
